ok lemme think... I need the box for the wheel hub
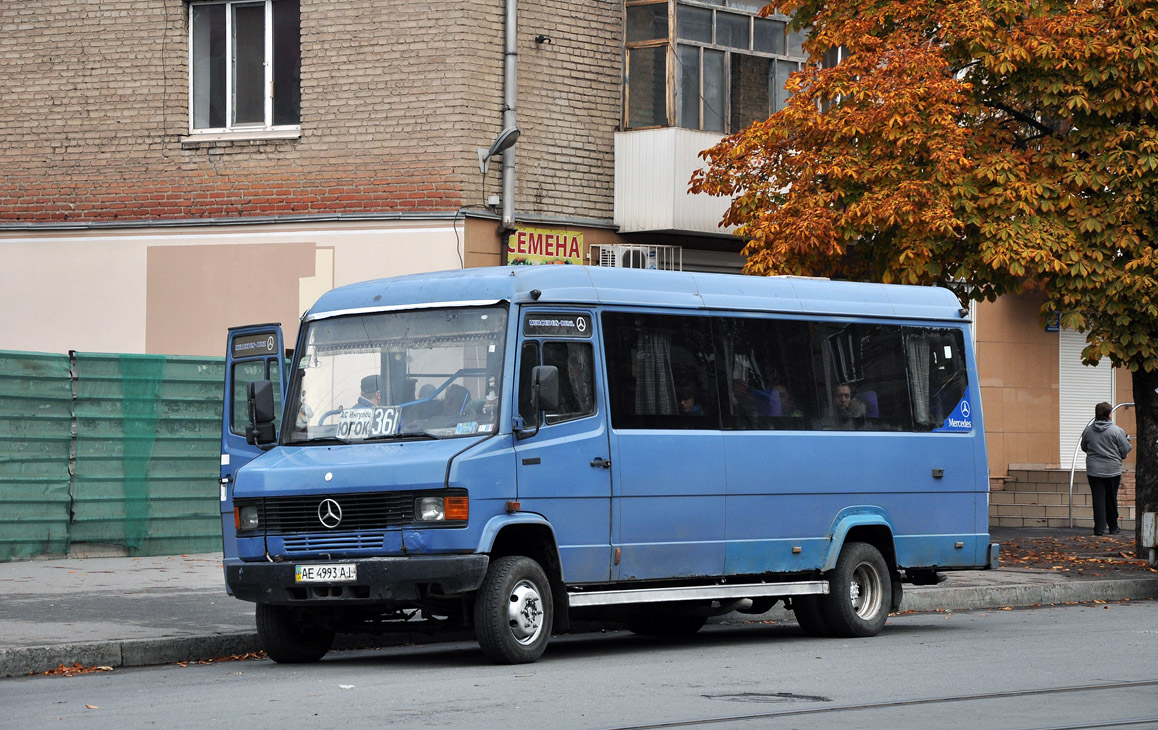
[850,562,882,619]
[507,579,544,645]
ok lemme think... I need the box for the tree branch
[985,100,1055,138]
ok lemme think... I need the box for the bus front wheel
[820,542,891,638]
[256,603,334,663]
[474,556,553,664]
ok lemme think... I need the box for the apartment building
[0,0,1130,477]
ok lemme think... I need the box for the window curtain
[634,331,677,415]
[905,336,932,424]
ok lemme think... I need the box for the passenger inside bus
[677,384,704,416]
[442,384,471,416]
[825,382,866,428]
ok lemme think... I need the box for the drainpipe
[501,0,517,232]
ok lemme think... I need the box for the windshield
[284,305,507,444]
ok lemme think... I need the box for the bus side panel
[612,430,727,581]
[723,430,986,575]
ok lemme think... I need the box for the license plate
[295,563,357,583]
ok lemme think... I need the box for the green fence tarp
[0,351,73,560]
[71,353,225,556]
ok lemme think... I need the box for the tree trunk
[1129,369,1158,560]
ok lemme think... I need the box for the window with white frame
[189,0,300,133]
[625,0,808,132]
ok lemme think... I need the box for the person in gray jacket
[1080,402,1133,536]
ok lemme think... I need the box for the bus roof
[307,266,967,323]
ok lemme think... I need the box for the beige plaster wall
[1,221,462,357]
[0,236,148,354]
[975,293,1059,476]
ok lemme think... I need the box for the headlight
[416,497,446,521]
[415,495,469,522]
[235,505,260,531]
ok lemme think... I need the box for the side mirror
[246,379,277,447]
[534,365,560,413]
[516,365,559,439]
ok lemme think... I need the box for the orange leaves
[693,0,1158,378]
[39,663,114,677]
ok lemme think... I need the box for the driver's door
[220,324,286,563]
[513,310,613,584]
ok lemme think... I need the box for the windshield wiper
[372,432,438,441]
[286,436,354,446]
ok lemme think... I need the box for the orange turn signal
[444,496,469,521]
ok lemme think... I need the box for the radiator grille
[281,531,386,554]
[259,492,415,534]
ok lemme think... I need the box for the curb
[3,578,1156,678]
[900,577,1158,613]
[0,632,261,679]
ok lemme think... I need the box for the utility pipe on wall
[501,0,518,231]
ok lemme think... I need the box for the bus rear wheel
[474,556,553,664]
[820,541,891,638]
[256,604,334,663]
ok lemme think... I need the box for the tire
[820,542,892,638]
[256,603,334,663]
[625,606,707,636]
[791,594,833,637]
[474,556,554,664]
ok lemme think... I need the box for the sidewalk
[1,527,1155,678]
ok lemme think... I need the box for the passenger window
[603,312,719,429]
[717,317,814,430]
[543,342,596,424]
[814,323,911,431]
[906,328,968,429]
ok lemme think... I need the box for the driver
[357,375,380,408]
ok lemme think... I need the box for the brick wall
[507,0,623,221]
[0,0,623,225]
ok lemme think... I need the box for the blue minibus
[221,266,998,664]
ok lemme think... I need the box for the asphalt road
[3,600,1156,730]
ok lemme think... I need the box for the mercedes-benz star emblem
[317,498,343,529]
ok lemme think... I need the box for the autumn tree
[692,0,1158,554]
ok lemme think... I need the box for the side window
[517,341,540,426]
[906,328,969,429]
[603,312,719,429]
[813,323,912,431]
[542,342,596,424]
[231,360,282,435]
[717,316,815,430]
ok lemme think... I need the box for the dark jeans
[1087,475,1121,534]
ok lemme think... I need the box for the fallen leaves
[39,663,113,677]
[177,651,266,667]
[1000,533,1157,576]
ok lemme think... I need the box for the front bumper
[226,554,490,606]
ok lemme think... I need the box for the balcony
[614,128,737,237]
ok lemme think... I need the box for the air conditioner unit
[597,244,681,271]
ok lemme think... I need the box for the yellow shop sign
[507,228,583,266]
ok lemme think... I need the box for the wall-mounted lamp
[535,34,552,44]
[477,126,521,176]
